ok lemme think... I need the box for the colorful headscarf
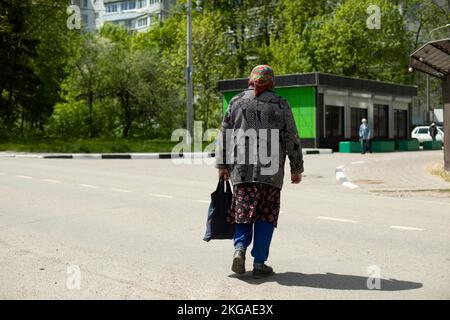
[248,65,275,96]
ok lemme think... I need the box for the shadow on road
[229,272,423,291]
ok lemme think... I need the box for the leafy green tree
[61,33,111,138]
[134,7,231,131]
[102,24,183,138]
[266,0,339,73]
[0,0,78,137]
[309,0,411,83]
[0,0,39,135]
[192,13,235,129]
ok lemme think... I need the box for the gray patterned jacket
[216,89,303,189]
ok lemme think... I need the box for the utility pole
[186,0,194,146]
[426,74,430,123]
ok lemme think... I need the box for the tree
[192,13,234,129]
[0,0,39,135]
[309,0,411,83]
[0,0,78,137]
[102,24,180,139]
[266,0,340,74]
[65,33,111,137]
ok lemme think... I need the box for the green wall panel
[397,139,420,151]
[371,141,395,152]
[423,140,443,150]
[339,141,361,153]
[221,87,316,139]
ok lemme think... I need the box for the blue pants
[361,139,372,154]
[233,221,275,264]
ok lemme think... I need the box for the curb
[303,148,333,155]
[42,152,216,159]
[335,165,359,189]
[1,149,333,159]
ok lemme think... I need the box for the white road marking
[149,193,174,199]
[79,184,98,189]
[111,188,132,193]
[41,179,61,183]
[351,161,365,165]
[390,225,425,231]
[15,175,32,179]
[317,216,360,224]
[342,181,359,189]
[336,165,345,170]
[197,200,210,204]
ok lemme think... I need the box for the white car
[411,126,444,143]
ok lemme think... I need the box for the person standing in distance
[429,122,438,142]
[359,118,372,154]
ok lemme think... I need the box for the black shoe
[252,264,274,279]
[231,249,246,274]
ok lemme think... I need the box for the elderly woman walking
[216,65,304,278]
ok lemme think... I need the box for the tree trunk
[20,105,24,137]
[5,45,18,126]
[5,78,15,125]
[88,90,93,138]
[122,92,132,139]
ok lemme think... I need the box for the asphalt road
[0,151,449,299]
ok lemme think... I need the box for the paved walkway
[342,150,449,191]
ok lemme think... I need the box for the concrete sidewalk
[341,150,449,192]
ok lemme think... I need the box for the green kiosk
[218,72,418,152]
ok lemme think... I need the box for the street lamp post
[186,0,194,146]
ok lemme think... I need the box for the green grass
[0,138,212,153]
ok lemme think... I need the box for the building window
[325,105,344,138]
[373,104,389,139]
[82,14,88,25]
[394,109,407,139]
[124,19,133,29]
[351,108,368,138]
[138,17,148,27]
[122,1,136,11]
[83,0,88,8]
[137,0,147,8]
[106,4,118,12]
[95,12,99,19]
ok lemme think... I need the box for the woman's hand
[291,173,302,184]
[218,168,230,181]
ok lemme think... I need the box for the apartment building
[71,0,175,32]
[71,0,104,31]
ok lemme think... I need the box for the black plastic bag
[203,178,234,242]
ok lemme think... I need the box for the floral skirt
[227,183,281,227]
